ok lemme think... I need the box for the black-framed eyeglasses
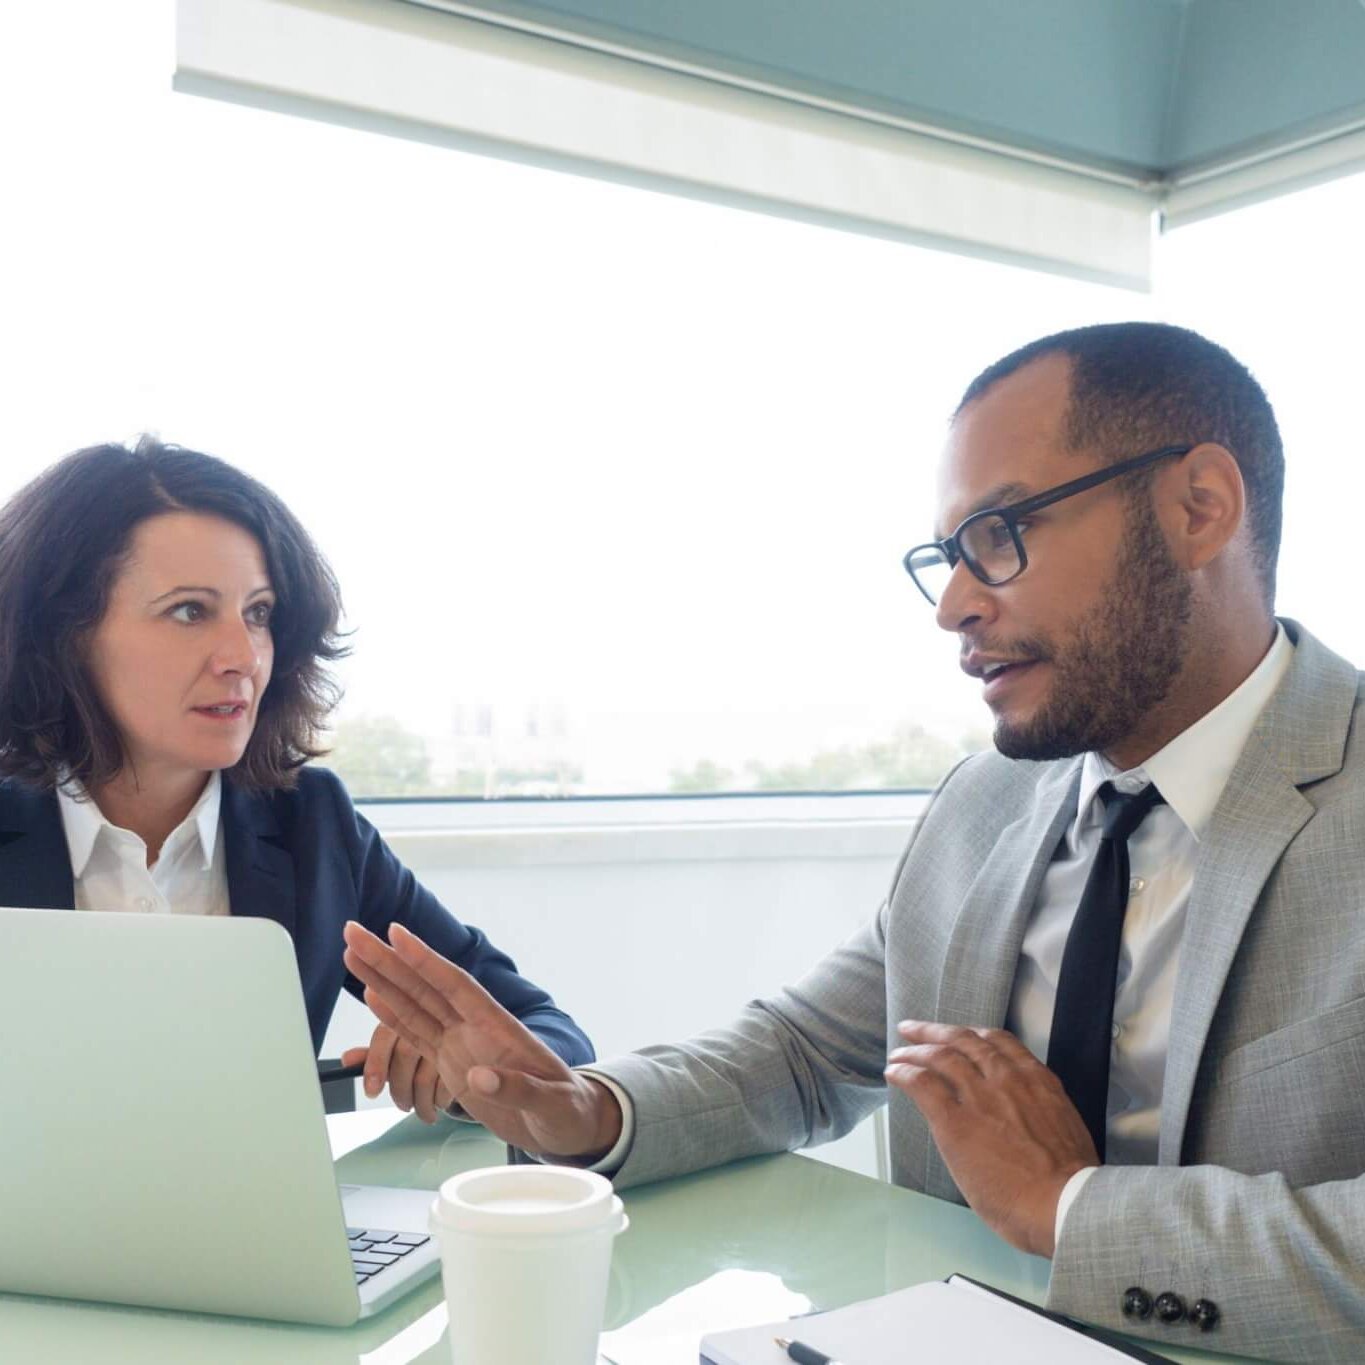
[903,444,1192,606]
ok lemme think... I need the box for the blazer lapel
[1158,619,1359,1164]
[924,755,1082,1197]
[933,757,1083,1028]
[0,786,76,910]
[220,782,296,937]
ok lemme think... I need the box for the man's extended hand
[341,921,622,1161]
[885,1021,1097,1257]
[340,1023,454,1125]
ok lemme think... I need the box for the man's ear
[1162,443,1245,571]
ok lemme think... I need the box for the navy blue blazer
[0,768,593,1065]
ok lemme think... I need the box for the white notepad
[700,1276,1172,1364]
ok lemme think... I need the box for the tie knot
[1097,779,1165,843]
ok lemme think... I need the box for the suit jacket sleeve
[592,903,892,1188]
[1050,1163,1365,1362]
[588,785,948,1189]
[324,772,594,1067]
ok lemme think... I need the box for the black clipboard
[949,1275,1179,1363]
[697,1274,1181,1365]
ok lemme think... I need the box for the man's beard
[993,496,1194,762]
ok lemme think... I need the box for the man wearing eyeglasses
[344,322,1363,1360]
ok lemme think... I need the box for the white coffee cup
[429,1164,629,1365]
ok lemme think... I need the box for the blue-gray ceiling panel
[430,0,1365,180]
[458,0,1182,174]
[1166,0,1365,171]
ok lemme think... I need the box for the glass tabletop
[0,1111,1259,1364]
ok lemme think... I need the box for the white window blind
[176,0,1156,290]
[1163,124,1365,230]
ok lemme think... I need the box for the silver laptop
[0,908,442,1326]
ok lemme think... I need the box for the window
[6,3,1363,799]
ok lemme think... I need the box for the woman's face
[86,512,276,785]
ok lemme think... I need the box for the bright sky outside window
[4,3,1364,799]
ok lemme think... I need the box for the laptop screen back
[0,910,360,1325]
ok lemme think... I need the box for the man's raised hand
[341,921,621,1161]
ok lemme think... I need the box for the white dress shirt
[588,626,1295,1208]
[56,773,230,917]
[1031,623,1292,1239]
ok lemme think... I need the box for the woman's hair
[0,436,348,792]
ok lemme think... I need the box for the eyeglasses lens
[906,546,952,604]
[959,515,1021,585]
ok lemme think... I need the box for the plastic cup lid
[431,1164,624,1237]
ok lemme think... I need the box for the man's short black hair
[955,322,1284,606]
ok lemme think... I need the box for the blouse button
[1129,877,1146,894]
[136,896,153,912]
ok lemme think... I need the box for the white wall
[324,792,925,1176]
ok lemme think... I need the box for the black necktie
[1046,779,1165,1161]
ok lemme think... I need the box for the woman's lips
[191,703,249,721]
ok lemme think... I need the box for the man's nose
[934,560,995,634]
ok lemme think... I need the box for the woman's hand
[342,921,622,1161]
[340,1023,454,1124]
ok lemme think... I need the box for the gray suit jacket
[595,619,1365,1361]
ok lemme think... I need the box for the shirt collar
[56,772,223,875]
[187,772,224,869]
[55,781,104,878]
[1076,622,1294,842]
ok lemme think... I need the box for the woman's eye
[247,601,274,627]
[168,601,207,623]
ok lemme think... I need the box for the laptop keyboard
[346,1227,431,1284]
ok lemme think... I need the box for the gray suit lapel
[1158,619,1359,1163]
[933,757,1082,1028]
[924,756,1081,1197]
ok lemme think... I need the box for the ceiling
[175,0,1365,289]
[414,0,1365,187]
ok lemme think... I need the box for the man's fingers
[344,923,464,1031]
[467,1065,502,1099]
[436,1069,606,1158]
[897,1019,988,1046]
[340,1046,367,1068]
[971,1027,1044,1068]
[360,975,442,1053]
[896,1020,1025,1076]
[387,923,494,1022]
[362,986,440,1058]
[382,926,573,1085]
[345,943,450,1051]
[887,1043,981,1092]
[884,1061,958,1118]
[463,1064,558,1113]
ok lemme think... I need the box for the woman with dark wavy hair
[0,437,592,1117]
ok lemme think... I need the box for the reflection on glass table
[0,1111,1256,1365]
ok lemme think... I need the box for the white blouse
[56,772,230,917]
